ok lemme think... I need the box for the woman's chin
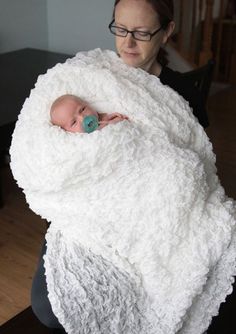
[120,52,141,68]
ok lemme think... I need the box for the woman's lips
[123,51,139,57]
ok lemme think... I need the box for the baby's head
[50,94,98,133]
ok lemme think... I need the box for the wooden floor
[0,86,235,326]
[0,169,47,325]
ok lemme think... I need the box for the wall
[47,0,115,55]
[0,0,48,53]
[1,0,214,69]
[166,44,193,72]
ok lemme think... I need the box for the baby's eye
[79,106,86,113]
[71,120,77,126]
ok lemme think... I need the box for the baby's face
[51,96,98,133]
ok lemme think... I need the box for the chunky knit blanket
[10,49,236,334]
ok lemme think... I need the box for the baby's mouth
[82,115,99,133]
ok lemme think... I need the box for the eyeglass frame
[108,19,163,41]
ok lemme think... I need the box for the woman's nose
[124,33,136,47]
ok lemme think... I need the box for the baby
[50,94,129,133]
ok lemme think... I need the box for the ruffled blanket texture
[10,49,236,334]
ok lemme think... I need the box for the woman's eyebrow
[115,22,149,30]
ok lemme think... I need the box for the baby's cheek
[76,122,84,133]
[68,122,84,133]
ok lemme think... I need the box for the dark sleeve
[159,67,209,128]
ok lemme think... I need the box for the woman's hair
[112,0,174,66]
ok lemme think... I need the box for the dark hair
[112,0,174,66]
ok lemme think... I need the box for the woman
[31,0,210,332]
[109,0,209,128]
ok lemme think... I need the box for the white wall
[0,0,48,53]
[0,0,114,55]
[47,0,115,55]
[0,0,204,70]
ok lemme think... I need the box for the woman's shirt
[159,66,209,128]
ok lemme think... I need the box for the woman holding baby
[31,0,211,332]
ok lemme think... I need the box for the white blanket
[10,49,236,334]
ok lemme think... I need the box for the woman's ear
[162,21,175,44]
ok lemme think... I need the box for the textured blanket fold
[10,48,236,334]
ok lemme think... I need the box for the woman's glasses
[108,20,163,41]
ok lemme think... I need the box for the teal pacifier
[82,115,99,133]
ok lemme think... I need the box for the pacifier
[82,115,99,133]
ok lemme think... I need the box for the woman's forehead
[114,0,159,27]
